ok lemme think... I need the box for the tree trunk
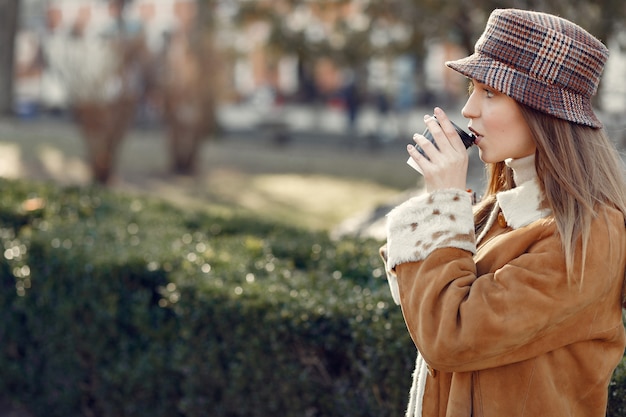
[0,0,19,116]
[73,97,137,185]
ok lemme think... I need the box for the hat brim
[446,53,603,129]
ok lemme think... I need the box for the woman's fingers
[407,108,469,191]
[432,107,466,151]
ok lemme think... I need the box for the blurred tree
[237,0,422,79]
[157,0,221,175]
[67,0,150,184]
[0,0,19,116]
[233,0,422,107]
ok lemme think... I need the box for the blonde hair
[475,104,626,283]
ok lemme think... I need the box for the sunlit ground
[0,115,421,232]
[200,170,401,230]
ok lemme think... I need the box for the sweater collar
[506,154,536,185]
[496,154,552,229]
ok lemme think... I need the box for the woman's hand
[407,107,469,193]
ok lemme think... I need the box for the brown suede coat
[381,168,626,416]
[381,155,626,417]
[381,157,626,417]
[395,208,625,416]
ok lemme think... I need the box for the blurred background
[2,0,626,233]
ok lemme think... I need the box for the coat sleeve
[394,207,626,373]
[380,188,476,305]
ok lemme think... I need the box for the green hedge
[0,178,624,417]
[0,178,414,417]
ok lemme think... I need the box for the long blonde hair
[474,103,626,283]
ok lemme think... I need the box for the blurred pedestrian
[344,77,360,134]
[381,8,626,417]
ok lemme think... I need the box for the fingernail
[423,114,430,121]
[434,107,442,115]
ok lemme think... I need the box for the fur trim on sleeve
[385,189,476,274]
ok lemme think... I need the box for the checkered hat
[446,9,609,128]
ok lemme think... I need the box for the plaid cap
[446,9,609,128]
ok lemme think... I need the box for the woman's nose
[461,96,478,119]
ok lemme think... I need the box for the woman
[380,8,626,417]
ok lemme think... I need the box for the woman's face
[462,80,536,163]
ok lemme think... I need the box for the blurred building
[14,0,468,119]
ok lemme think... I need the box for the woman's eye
[484,88,495,98]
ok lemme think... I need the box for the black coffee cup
[416,118,475,158]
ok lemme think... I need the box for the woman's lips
[469,127,482,145]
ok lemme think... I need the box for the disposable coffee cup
[407,119,475,174]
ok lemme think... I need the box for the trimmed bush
[0,178,414,417]
[609,323,626,417]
